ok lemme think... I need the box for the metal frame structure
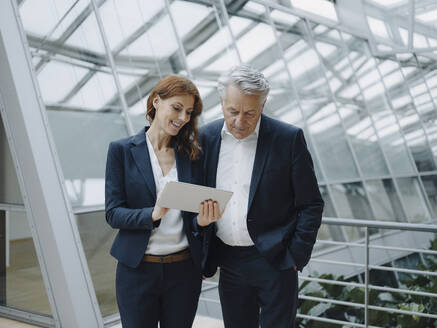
[0,0,102,327]
[0,0,437,326]
[199,217,437,327]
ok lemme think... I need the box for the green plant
[297,235,437,328]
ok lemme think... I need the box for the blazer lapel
[175,150,191,184]
[207,120,223,188]
[248,115,272,211]
[130,127,157,201]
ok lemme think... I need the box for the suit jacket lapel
[175,150,191,184]
[248,115,272,211]
[207,120,223,188]
[130,127,157,201]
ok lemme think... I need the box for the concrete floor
[0,315,224,328]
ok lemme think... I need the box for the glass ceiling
[365,0,437,56]
[9,0,437,321]
[15,0,437,232]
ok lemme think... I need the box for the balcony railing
[198,218,437,328]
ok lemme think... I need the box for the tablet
[156,181,233,214]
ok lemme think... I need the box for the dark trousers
[217,239,298,328]
[116,257,202,328]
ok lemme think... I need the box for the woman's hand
[152,205,169,222]
[152,191,169,222]
[197,199,223,227]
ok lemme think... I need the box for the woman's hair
[146,75,203,160]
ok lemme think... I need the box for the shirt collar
[220,116,261,140]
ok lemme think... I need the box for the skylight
[99,0,164,50]
[68,72,117,110]
[367,16,390,39]
[416,9,437,23]
[170,1,212,39]
[290,0,338,21]
[65,12,105,53]
[19,0,85,38]
[235,23,276,62]
[368,0,405,7]
[119,15,178,58]
[242,1,265,15]
[270,10,300,26]
[37,61,88,103]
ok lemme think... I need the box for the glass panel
[337,34,390,177]
[340,104,389,177]
[235,22,276,63]
[99,0,165,51]
[372,109,416,175]
[365,179,406,221]
[19,0,88,39]
[304,132,324,184]
[319,185,336,218]
[67,71,118,111]
[291,0,338,21]
[396,177,431,222]
[64,6,105,54]
[128,93,150,131]
[272,16,359,181]
[0,117,23,205]
[420,175,437,218]
[330,182,373,241]
[307,103,359,180]
[76,211,117,317]
[3,210,52,316]
[37,61,89,104]
[350,40,416,176]
[330,182,373,220]
[385,60,437,172]
[47,110,128,208]
[319,185,344,242]
[401,113,436,172]
[177,2,240,77]
[17,0,139,210]
[118,15,178,58]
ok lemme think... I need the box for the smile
[171,120,182,128]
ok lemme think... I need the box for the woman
[105,75,220,328]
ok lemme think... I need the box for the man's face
[221,84,265,140]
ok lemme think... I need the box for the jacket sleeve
[288,129,324,270]
[105,141,157,230]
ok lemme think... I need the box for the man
[200,65,324,328]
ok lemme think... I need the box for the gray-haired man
[200,65,324,327]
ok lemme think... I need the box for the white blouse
[145,134,188,255]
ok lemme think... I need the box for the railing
[199,218,437,328]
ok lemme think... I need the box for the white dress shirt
[216,119,260,246]
[145,134,188,255]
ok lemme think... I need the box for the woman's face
[152,94,195,136]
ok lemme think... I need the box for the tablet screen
[156,181,233,213]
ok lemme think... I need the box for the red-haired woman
[105,75,220,328]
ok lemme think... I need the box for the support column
[0,1,103,327]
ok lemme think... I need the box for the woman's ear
[152,95,160,109]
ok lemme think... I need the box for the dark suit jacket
[200,114,324,276]
[105,127,203,270]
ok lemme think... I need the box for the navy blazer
[105,127,203,270]
[200,114,324,276]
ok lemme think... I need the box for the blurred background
[1,0,437,327]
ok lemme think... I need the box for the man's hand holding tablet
[197,199,225,227]
[156,181,232,226]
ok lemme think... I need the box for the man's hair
[217,65,270,101]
